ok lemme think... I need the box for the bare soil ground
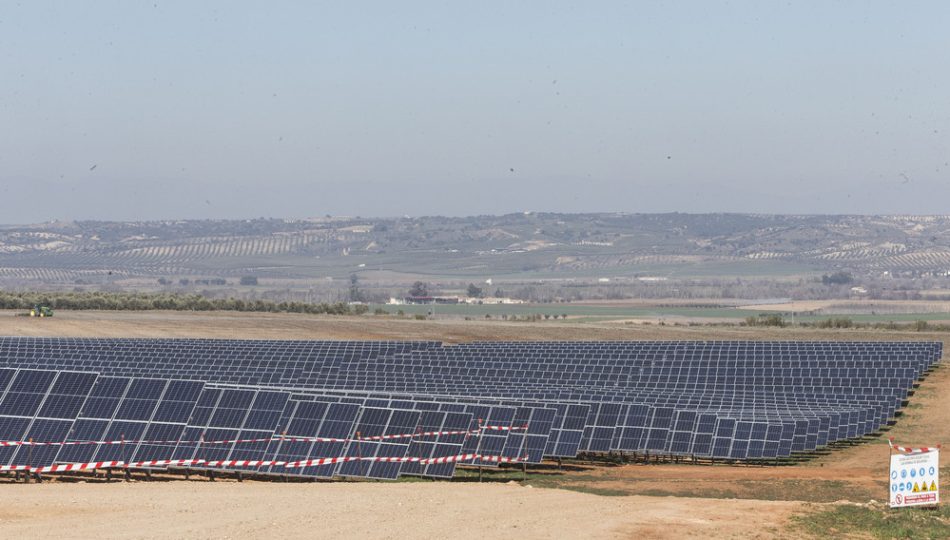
[0,310,946,538]
[736,300,837,312]
[0,481,801,539]
[737,299,950,314]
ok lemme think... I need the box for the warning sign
[890,448,940,508]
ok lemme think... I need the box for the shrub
[815,317,854,329]
[745,314,786,327]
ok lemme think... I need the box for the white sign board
[889,449,939,508]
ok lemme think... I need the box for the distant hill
[2,213,949,286]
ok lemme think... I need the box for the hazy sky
[2,1,948,223]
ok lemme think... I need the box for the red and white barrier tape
[127,459,208,469]
[284,453,528,468]
[0,437,275,448]
[0,425,528,448]
[200,460,284,468]
[3,454,529,473]
[37,461,126,473]
[281,456,358,468]
[888,437,941,454]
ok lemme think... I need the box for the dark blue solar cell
[729,439,749,459]
[162,380,204,402]
[286,401,329,435]
[13,418,73,467]
[49,372,98,396]
[57,419,109,463]
[0,416,31,442]
[89,377,131,399]
[0,369,15,393]
[8,370,56,392]
[195,388,222,408]
[94,421,149,462]
[115,397,160,421]
[0,392,47,417]
[734,421,753,440]
[152,399,199,424]
[126,379,167,401]
[132,422,188,462]
[38,394,87,419]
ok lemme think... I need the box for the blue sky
[1,1,948,222]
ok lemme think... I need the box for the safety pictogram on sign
[889,440,940,509]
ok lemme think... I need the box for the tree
[821,272,853,286]
[349,273,364,302]
[466,283,483,298]
[409,281,428,297]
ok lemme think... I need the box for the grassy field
[792,503,950,539]
[374,301,950,324]
[374,302,767,320]
[795,312,950,323]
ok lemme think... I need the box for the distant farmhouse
[391,296,524,305]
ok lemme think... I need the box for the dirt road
[0,481,801,539]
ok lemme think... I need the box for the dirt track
[0,310,946,538]
[0,481,802,539]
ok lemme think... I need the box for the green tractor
[29,305,54,317]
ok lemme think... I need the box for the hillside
[2,213,950,286]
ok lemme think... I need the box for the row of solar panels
[0,338,938,361]
[0,339,941,479]
[0,339,938,392]
[0,336,937,356]
[0,365,885,476]
[0,368,563,479]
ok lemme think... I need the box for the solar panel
[58,377,204,467]
[207,389,288,473]
[502,406,556,464]
[1,370,99,470]
[266,400,360,478]
[0,338,940,477]
[336,407,420,480]
[175,388,289,473]
[400,410,473,478]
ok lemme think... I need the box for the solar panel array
[0,338,940,479]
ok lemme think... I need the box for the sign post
[888,438,940,508]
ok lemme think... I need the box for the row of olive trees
[0,290,364,315]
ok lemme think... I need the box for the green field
[371,302,950,324]
[372,303,761,319]
[794,312,950,323]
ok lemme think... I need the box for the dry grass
[5,308,950,343]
